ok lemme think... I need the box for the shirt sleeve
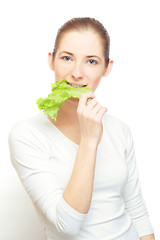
[8,121,88,237]
[122,124,154,238]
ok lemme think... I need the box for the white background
[0,0,159,239]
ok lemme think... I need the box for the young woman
[8,17,155,240]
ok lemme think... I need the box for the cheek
[86,67,103,80]
[55,61,72,76]
[87,74,103,91]
[54,62,69,79]
[87,67,104,88]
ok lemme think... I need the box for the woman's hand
[77,92,107,146]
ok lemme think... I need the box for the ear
[103,59,114,77]
[48,52,55,71]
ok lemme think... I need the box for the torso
[48,116,81,145]
[56,123,81,145]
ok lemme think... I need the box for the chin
[69,97,79,101]
[67,97,79,104]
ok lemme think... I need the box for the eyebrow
[58,51,102,61]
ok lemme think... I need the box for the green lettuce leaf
[36,79,94,121]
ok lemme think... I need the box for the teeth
[69,83,85,88]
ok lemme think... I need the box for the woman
[8,17,155,240]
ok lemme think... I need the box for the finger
[80,92,96,102]
[95,107,107,121]
[86,99,103,114]
[86,98,107,115]
[86,98,100,112]
[77,92,96,112]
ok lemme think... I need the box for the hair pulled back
[53,17,110,66]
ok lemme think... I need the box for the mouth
[67,81,87,88]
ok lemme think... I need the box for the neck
[61,97,79,119]
[49,97,80,125]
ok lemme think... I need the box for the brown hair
[52,17,110,67]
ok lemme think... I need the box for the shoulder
[102,113,133,147]
[103,112,130,133]
[8,113,49,152]
[8,112,44,137]
[8,118,36,140]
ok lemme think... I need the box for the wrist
[80,137,98,150]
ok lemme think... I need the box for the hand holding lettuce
[36,79,94,121]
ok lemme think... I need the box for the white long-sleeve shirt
[8,111,154,240]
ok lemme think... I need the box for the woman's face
[50,30,112,92]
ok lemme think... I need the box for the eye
[88,59,98,65]
[61,56,71,61]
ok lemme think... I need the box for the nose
[71,62,84,79]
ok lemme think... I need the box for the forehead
[57,30,103,56]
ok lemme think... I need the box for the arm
[8,121,88,237]
[63,139,97,214]
[63,92,105,214]
[140,233,155,240]
[122,125,154,238]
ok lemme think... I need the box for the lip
[67,81,87,86]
